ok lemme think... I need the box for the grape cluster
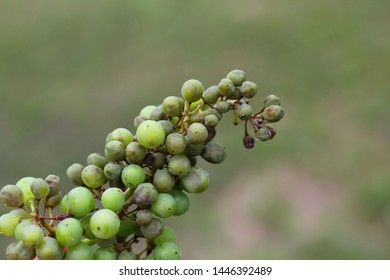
[0,70,284,260]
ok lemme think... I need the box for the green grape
[201,140,226,164]
[65,242,93,260]
[187,123,208,144]
[136,120,165,149]
[104,162,124,180]
[9,208,30,220]
[94,248,116,260]
[168,155,191,178]
[154,242,181,260]
[108,128,134,147]
[170,190,190,216]
[136,209,153,226]
[0,184,24,207]
[255,125,274,141]
[95,236,116,248]
[189,98,204,111]
[16,176,35,206]
[151,152,167,169]
[125,142,146,163]
[263,105,284,122]
[90,209,120,239]
[140,105,157,119]
[30,178,50,200]
[181,167,209,194]
[162,96,185,117]
[165,133,187,155]
[184,142,205,157]
[66,186,94,217]
[134,115,147,129]
[230,87,243,100]
[118,250,136,260]
[239,81,257,98]
[202,85,220,104]
[204,114,219,127]
[0,212,20,236]
[218,78,235,98]
[153,226,176,245]
[151,193,177,218]
[55,218,83,247]
[21,224,44,247]
[36,237,64,260]
[181,79,204,103]
[80,214,95,239]
[15,220,32,241]
[263,94,281,107]
[105,140,126,162]
[158,120,174,136]
[101,188,125,212]
[87,153,108,169]
[60,195,69,214]
[45,174,61,197]
[6,241,35,260]
[81,164,107,188]
[133,183,158,207]
[141,218,164,239]
[215,100,230,113]
[117,219,136,237]
[226,69,246,86]
[236,103,254,120]
[121,164,145,189]
[66,163,84,185]
[149,105,167,121]
[203,107,223,121]
[153,169,176,193]
[189,111,205,124]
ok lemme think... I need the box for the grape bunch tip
[0,69,284,260]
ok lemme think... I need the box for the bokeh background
[1,0,389,259]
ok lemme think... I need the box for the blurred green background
[1,0,389,259]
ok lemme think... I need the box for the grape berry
[0,70,284,259]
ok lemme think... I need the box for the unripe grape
[168,155,191,178]
[0,213,20,236]
[215,100,230,113]
[136,209,153,226]
[230,87,243,100]
[125,142,146,163]
[45,174,61,197]
[87,153,108,169]
[202,85,221,104]
[118,250,137,260]
[117,219,136,237]
[255,125,275,141]
[181,79,204,103]
[105,140,126,162]
[226,69,246,86]
[36,237,64,260]
[15,220,33,241]
[95,236,116,248]
[204,114,219,127]
[30,178,50,200]
[263,105,284,123]
[181,167,209,194]
[158,120,174,136]
[134,115,147,129]
[153,169,176,193]
[66,186,94,217]
[94,248,117,260]
[165,133,187,155]
[101,187,125,212]
[170,190,190,216]
[154,242,181,260]
[9,209,30,220]
[149,105,167,121]
[81,164,107,188]
[187,123,208,144]
[189,98,204,111]
[46,191,63,208]
[6,241,35,260]
[0,184,24,207]
[239,81,257,98]
[136,120,165,149]
[90,209,120,239]
[121,164,145,189]
[151,193,177,218]
[184,142,204,157]
[161,96,184,117]
[60,195,69,214]
[139,105,157,119]
[56,218,83,247]
[133,183,158,207]
[108,128,134,147]
[263,94,281,107]
[218,78,235,98]
[66,163,84,185]
[21,224,44,247]
[16,177,35,206]
[103,162,124,180]
[153,226,176,245]
[65,242,93,260]
[141,218,163,239]
[201,141,226,164]
[236,103,254,120]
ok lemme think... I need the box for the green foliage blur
[1,0,389,259]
